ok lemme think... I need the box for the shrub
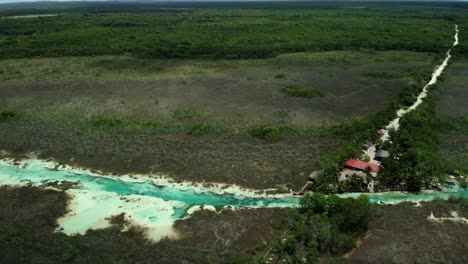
[283,236,298,255]
[91,118,123,129]
[250,125,294,141]
[279,195,373,260]
[279,85,325,99]
[300,193,327,213]
[0,111,17,122]
[173,108,202,119]
[274,73,287,79]
[362,71,400,79]
[188,122,216,135]
[306,241,320,264]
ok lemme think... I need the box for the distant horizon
[2,0,468,3]
[2,0,468,7]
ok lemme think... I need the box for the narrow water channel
[1,158,466,241]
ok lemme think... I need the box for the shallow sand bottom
[0,158,466,242]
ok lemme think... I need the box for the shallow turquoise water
[1,159,466,213]
[340,188,467,204]
[0,160,300,219]
[1,159,467,240]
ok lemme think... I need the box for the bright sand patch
[9,14,58,19]
[427,211,468,224]
[58,190,184,241]
[0,158,298,242]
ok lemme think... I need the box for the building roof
[362,141,373,150]
[375,149,390,158]
[345,159,380,173]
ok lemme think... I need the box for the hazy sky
[0,0,113,2]
[0,0,106,3]
[1,0,466,3]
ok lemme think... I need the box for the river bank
[0,156,466,243]
[0,185,289,263]
[0,157,299,242]
[2,184,466,264]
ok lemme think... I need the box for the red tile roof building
[345,159,380,173]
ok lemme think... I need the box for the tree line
[0,9,459,60]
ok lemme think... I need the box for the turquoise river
[0,158,466,241]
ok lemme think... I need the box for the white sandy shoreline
[0,156,296,199]
[1,155,466,243]
[0,156,301,242]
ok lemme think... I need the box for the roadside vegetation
[312,80,465,193]
[308,67,440,193]
[378,59,468,192]
[379,88,446,191]
[311,62,467,193]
